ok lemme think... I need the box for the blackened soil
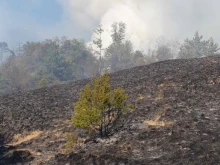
[0,56,220,164]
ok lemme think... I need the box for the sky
[0,0,92,46]
[1,0,220,51]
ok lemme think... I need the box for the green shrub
[38,78,47,88]
[71,72,130,137]
[65,132,78,153]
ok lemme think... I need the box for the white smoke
[57,0,220,51]
[58,0,166,51]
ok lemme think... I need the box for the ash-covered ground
[0,56,220,165]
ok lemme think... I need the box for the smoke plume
[59,0,220,52]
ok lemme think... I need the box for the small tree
[105,22,134,72]
[178,31,219,59]
[71,72,130,137]
[0,42,9,63]
[93,25,104,74]
[38,78,47,88]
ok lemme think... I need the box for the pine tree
[178,31,219,59]
[71,72,130,137]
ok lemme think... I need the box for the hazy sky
[1,0,220,51]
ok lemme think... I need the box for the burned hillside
[0,56,220,164]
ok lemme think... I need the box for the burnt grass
[0,56,220,164]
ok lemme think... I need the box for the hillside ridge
[0,56,220,164]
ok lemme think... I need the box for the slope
[0,56,220,164]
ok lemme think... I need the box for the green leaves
[71,72,130,137]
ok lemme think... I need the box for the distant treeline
[0,22,219,95]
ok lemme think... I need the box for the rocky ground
[0,56,220,164]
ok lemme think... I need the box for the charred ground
[0,56,220,164]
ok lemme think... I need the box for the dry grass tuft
[15,148,42,156]
[9,130,42,146]
[137,94,145,100]
[144,111,173,127]
[144,120,173,127]
[156,83,183,101]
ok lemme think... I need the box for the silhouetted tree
[105,22,134,72]
[93,25,104,74]
[178,31,219,59]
